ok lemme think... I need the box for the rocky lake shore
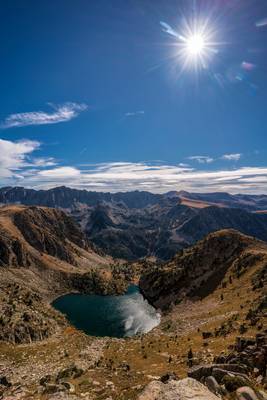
[0,205,266,400]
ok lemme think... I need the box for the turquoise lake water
[52,285,161,338]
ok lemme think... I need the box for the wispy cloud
[25,163,267,194]
[256,17,267,28]
[29,157,58,168]
[188,155,214,164]
[221,153,242,161]
[125,111,145,117]
[1,102,87,129]
[188,153,242,163]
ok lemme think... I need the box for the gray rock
[212,368,250,385]
[212,368,232,383]
[216,364,249,375]
[188,365,213,380]
[235,386,260,400]
[205,376,223,396]
[43,384,67,394]
[39,374,52,386]
[61,381,75,393]
[160,372,178,383]
[188,363,249,382]
[56,364,84,382]
[137,377,221,400]
[222,374,251,392]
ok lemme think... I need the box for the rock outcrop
[0,283,66,343]
[137,377,221,400]
[187,331,267,399]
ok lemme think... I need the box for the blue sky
[0,0,267,193]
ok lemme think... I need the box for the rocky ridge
[139,229,267,309]
[1,186,267,261]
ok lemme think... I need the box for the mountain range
[1,186,267,260]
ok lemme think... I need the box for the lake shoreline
[52,284,161,338]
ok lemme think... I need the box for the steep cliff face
[12,206,90,264]
[0,205,124,344]
[139,229,267,310]
[0,205,112,275]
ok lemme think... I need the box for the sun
[160,16,223,74]
[185,34,206,56]
[177,23,218,71]
[161,18,219,72]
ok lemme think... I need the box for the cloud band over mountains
[0,138,266,194]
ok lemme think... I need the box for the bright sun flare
[186,34,205,56]
[167,19,219,71]
[160,17,221,72]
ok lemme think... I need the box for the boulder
[56,364,84,382]
[189,364,249,383]
[137,377,221,400]
[188,365,213,380]
[160,372,178,383]
[205,376,224,396]
[222,374,251,392]
[61,382,76,393]
[43,384,66,394]
[40,375,52,386]
[235,386,260,400]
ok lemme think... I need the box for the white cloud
[9,162,267,195]
[188,155,214,164]
[30,157,57,167]
[1,102,87,129]
[125,111,144,117]
[221,153,242,161]
[0,138,40,178]
[1,141,267,194]
[188,153,242,163]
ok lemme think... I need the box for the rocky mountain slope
[0,225,266,399]
[139,229,267,309]
[79,203,267,260]
[1,186,267,261]
[0,205,124,344]
[173,190,267,211]
[136,230,267,400]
